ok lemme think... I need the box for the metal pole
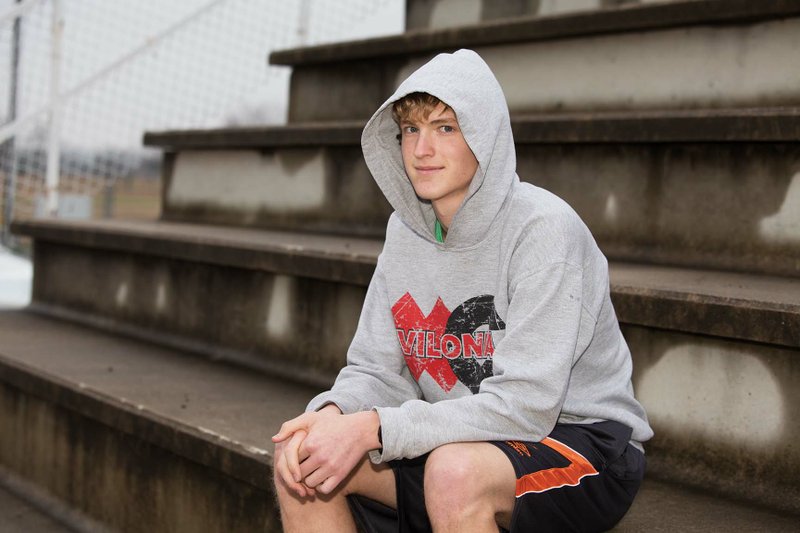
[2,0,22,247]
[45,0,63,217]
[0,0,227,147]
[297,0,311,46]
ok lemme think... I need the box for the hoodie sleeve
[374,260,592,461]
[306,263,423,414]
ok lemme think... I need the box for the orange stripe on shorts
[515,437,599,497]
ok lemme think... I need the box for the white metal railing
[0,0,44,26]
[0,0,403,248]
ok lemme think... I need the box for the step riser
[406,0,662,30]
[33,241,364,384]
[288,18,800,122]
[163,148,389,237]
[0,382,279,533]
[524,143,800,277]
[163,143,800,277]
[624,325,800,514]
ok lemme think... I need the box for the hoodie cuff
[372,406,410,462]
[306,391,358,414]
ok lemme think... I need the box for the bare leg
[423,442,517,533]
[274,454,397,533]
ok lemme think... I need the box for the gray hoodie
[307,49,653,462]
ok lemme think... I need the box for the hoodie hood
[361,49,518,248]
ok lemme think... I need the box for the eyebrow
[400,116,458,126]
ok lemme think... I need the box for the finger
[275,446,312,498]
[299,454,323,480]
[303,467,331,492]
[317,474,341,495]
[272,414,309,442]
[285,430,307,483]
[302,481,316,497]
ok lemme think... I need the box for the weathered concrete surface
[146,127,800,275]
[611,264,800,347]
[612,478,800,532]
[0,310,317,532]
[1,310,800,529]
[282,17,800,121]
[162,147,390,237]
[14,219,800,353]
[0,483,75,533]
[406,0,647,30]
[11,220,800,512]
[144,121,364,148]
[30,241,367,385]
[145,109,800,149]
[524,142,800,277]
[13,218,382,285]
[273,0,800,67]
[0,464,109,533]
[626,325,800,514]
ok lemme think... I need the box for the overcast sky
[1,0,405,150]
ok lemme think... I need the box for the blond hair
[391,92,452,125]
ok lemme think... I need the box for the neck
[432,197,459,231]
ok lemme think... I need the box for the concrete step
[0,484,75,533]
[0,309,314,532]
[404,0,690,31]
[13,218,799,352]
[268,0,800,122]
[1,309,799,531]
[11,218,800,512]
[145,108,800,276]
[0,464,108,533]
[14,218,381,387]
[148,121,389,239]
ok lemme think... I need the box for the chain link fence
[0,0,403,251]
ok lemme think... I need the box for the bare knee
[424,443,512,529]
[273,453,396,514]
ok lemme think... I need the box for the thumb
[272,414,309,442]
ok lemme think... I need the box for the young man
[273,49,652,532]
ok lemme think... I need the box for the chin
[410,184,438,200]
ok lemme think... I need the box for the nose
[413,130,434,158]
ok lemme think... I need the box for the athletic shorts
[347,421,644,533]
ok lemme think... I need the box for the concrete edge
[11,219,800,349]
[269,0,800,66]
[27,302,338,391]
[143,121,363,149]
[11,220,377,287]
[143,108,800,148]
[0,350,272,491]
[613,289,800,348]
[0,464,111,533]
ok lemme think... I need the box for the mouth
[415,166,444,174]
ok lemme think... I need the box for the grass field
[94,176,161,220]
[1,175,161,225]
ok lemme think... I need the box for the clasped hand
[272,405,381,497]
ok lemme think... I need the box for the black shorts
[347,421,644,533]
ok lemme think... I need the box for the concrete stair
[2,310,800,532]
[0,483,77,533]
[147,108,800,276]
[10,217,800,516]
[271,0,800,122]
[4,0,800,530]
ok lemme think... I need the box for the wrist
[355,410,382,451]
[319,403,343,415]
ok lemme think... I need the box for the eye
[439,125,456,133]
[402,125,419,135]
